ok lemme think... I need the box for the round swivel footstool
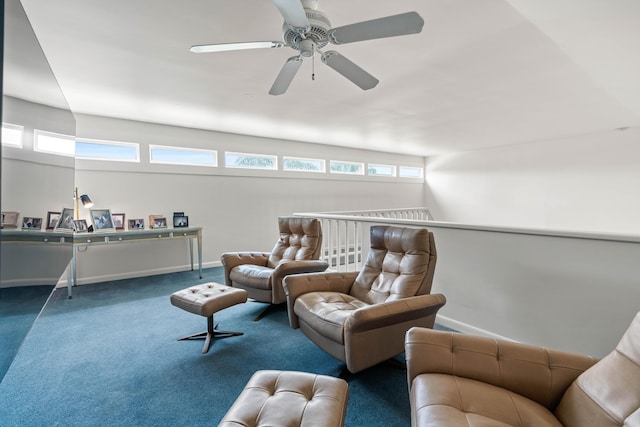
[170,282,248,354]
[219,370,349,427]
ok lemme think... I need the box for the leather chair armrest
[283,271,359,329]
[220,252,270,286]
[345,294,446,333]
[273,260,330,277]
[270,260,330,303]
[405,327,598,410]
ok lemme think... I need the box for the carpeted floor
[0,285,55,381]
[0,267,441,426]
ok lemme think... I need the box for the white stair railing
[297,207,433,272]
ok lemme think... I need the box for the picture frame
[111,213,125,230]
[153,217,168,229]
[1,211,20,228]
[54,208,75,231]
[173,215,189,228]
[149,214,165,229]
[90,208,115,231]
[22,217,43,230]
[73,219,89,233]
[46,211,61,230]
[128,218,145,230]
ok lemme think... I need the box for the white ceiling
[10,0,640,156]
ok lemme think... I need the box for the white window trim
[225,151,278,170]
[33,129,75,157]
[1,123,24,148]
[149,144,217,167]
[282,156,326,173]
[76,138,140,162]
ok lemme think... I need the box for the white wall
[422,127,640,356]
[425,127,640,234]
[427,224,640,358]
[72,114,426,284]
[1,98,75,287]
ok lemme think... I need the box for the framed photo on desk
[74,219,88,232]
[111,213,125,230]
[46,211,61,230]
[90,209,114,231]
[55,208,74,231]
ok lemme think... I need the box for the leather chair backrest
[267,217,323,268]
[350,226,437,305]
[555,311,640,426]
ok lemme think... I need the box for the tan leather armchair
[405,311,640,426]
[221,216,329,320]
[283,225,447,374]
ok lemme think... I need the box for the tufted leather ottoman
[170,282,248,354]
[219,370,349,427]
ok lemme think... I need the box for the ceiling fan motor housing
[282,8,331,56]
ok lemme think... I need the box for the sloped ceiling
[11,0,640,156]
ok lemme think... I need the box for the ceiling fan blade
[272,0,310,31]
[269,56,304,95]
[190,41,284,53]
[328,11,424,45]
[321,51,378,91]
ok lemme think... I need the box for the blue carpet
[0,285,54,381]
[0,268,428,426]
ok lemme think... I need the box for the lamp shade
[79,194,93,208]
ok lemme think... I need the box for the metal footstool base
[170,282,248,354]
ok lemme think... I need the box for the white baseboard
[436,314,518,342]
[56,260,222,288]
[1,277,60,288]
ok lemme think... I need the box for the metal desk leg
[197,231,202,279]
[67,249,76,299]
[189,238,194,271]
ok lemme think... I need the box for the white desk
[69,227,202,297]
[1,227,202,298]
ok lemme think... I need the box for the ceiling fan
[190,0,424,95]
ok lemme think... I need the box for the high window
[225,152,277,170]
[150,145,216,166]
[398,166,424,179]
[329,160,364,175]
[283,156,325,173]
[76,139,140,162]
[1,123,24,147]
[368,163,396,177]
[34,129,75,156]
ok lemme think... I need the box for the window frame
[398,166,425,179]
[76,138,140,162]
[329,160,365,175]
[282,156,326,173]
[149,144,217,167]
[33,129,76,157]
[367,163,397,177]
[1,123,24,148]
[224,151,278,170]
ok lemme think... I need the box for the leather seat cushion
[170,282,248,317]
[219,370,349,427]
[412,373,563,427]
[230,265,273,290]
[294,292,369,344]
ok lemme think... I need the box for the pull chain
[312,53,315,81]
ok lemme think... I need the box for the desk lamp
[74,187,93,220]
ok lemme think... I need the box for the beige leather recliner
[405,311,640,426]
[283,225,447,374]
[221,216,329,320]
